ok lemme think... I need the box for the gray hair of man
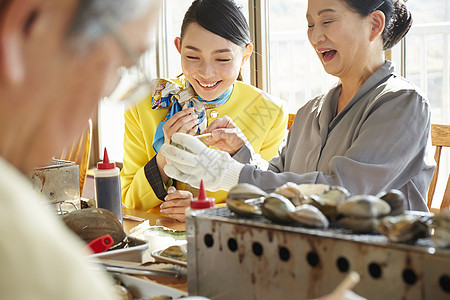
[67,0,157,51]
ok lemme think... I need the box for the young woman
[161,0,433,212]
[121,0,287,221]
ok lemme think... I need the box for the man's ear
[174,37,182,54]
[369,10,385,42]
[0,0,39,84]
[241,43,253,67]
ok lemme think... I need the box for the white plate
[151,242,187,266]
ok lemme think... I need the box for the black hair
[341,0,413,50]
[181,0,251,48]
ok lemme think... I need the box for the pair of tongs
[98,259,186,279]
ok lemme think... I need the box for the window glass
[165,0,192,77]
[267,0,336,114]
[400,0,450,124]
[99,29,158,163]
[397,0,450,208]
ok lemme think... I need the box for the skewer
[195,133,213,139]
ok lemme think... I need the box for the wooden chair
[427,124,450,212]
[58,119,93,197]
[287,113,296,130]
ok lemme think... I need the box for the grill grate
[198,206,436,249]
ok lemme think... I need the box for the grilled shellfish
[377,214,430,243]
[289,204,329,228]
[261,193,296,224]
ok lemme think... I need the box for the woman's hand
[163,107,199,144]
[157,107,198,183]
[159,186,193,222]
[203,116,246,155]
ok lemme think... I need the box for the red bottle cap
[190,179,215,209]
[97,148,116,170]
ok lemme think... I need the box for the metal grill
[31,159,80,213]
[186,207,450,300]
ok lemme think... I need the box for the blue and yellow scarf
[151,78,233,152]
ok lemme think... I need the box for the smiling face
[175,22,252,101]
[306,0,377,80]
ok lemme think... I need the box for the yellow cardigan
[120,78,287,212]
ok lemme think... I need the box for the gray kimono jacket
[236,61,434,211]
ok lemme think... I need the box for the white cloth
[0,157,119,299]
[161,133,244,192]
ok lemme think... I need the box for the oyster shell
[432,209,450,248]
[376,189,406,216]
[274,182,303,206]
[62,208,127,248]
[306,186,350,220]
[289,204,329,228]
[377,214,430,243]
[170,138,193,153]
[337,195,391,218]
[228,183,268,200]
[297,184,330,198]
[261,193,296,224]
[226,184,267,217]
[338,216,379,233]
[226,197,264,217]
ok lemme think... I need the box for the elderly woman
[161,0,434,212]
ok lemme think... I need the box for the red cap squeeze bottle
[190,179,215,209]
[97,148,116,169]
[94,147,123,224]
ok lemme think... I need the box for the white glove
[160,133,245,192]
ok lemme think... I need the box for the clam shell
[228,183,268,200]
[288,204,329,228]
[170,138,193,153]
[377,214,430,243]
[321,186,350,204]
[432,209,450,248]
[338,216,379,233]
[307,187,350,220]
[376,189,406,216]
[62,208,126,247]
[297,184,330,197]
[226,197,263,217]
[337,195,391,218]
[261,193,296,224]
[274,182,302,206]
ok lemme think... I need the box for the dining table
[121,206,188,293]
[122,207,186,233]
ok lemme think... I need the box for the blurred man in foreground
[0,0,160,298]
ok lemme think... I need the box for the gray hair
[67,0,157,50]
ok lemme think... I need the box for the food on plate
[159,245,187,262]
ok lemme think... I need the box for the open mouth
[320,50,337,62]
[197,80,221,89]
